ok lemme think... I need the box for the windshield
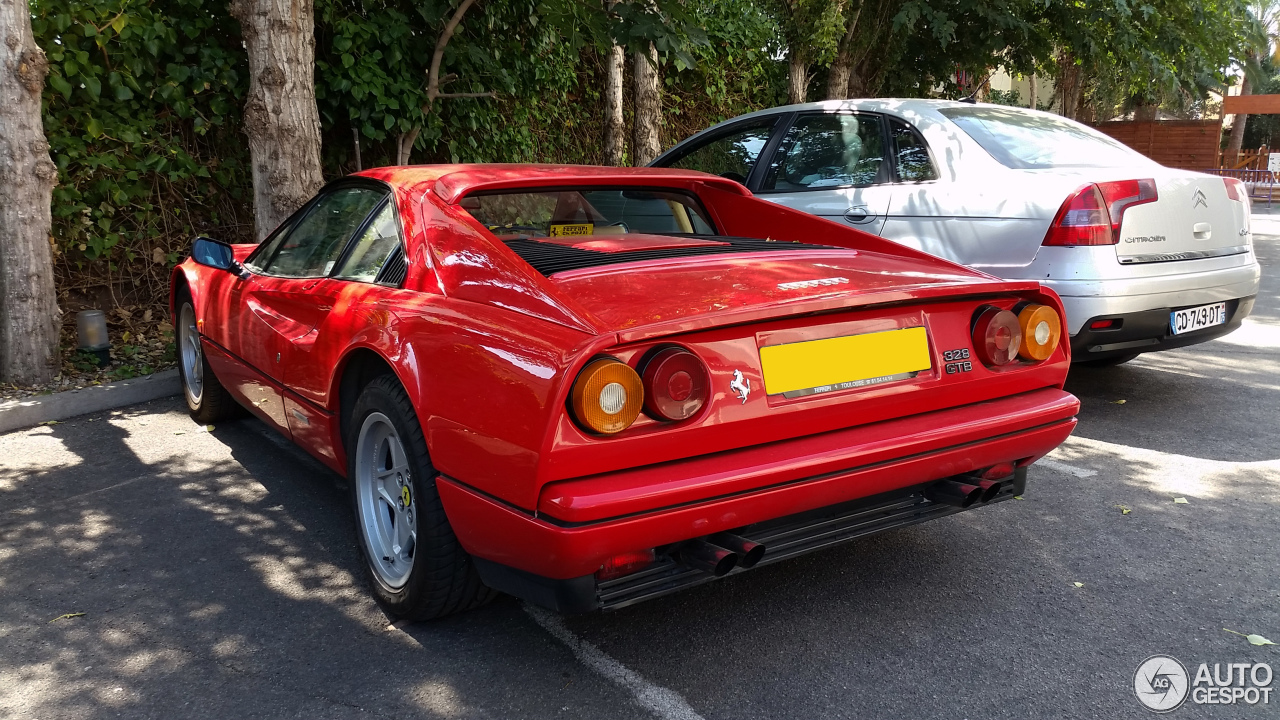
[460,188,716,239]
[938,107,1143,169]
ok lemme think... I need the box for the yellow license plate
[759,327,932,397]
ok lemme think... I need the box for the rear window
[460,188,716,240]
[938,107,1142,169]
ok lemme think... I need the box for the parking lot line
[524,605,706,720]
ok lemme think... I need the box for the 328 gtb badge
[942,348,973,374]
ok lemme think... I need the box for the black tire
[346,373,495,620]
[1076,352,1140,368]
[174,287,240,424]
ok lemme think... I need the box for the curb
[0,369,181,435]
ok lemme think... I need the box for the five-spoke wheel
[354,412,417,589]
[346,373,493,619]
[173,289,237,423]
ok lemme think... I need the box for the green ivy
[32,0,784,321]
[34,0,251,307]
[315,0,608,167]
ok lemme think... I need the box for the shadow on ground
[0,401,631,720]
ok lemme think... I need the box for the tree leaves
[35,0,251,295]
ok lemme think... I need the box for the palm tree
[1227,0,1280,154]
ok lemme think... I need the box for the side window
[334,203,402,282]
[243,215,300,274]
[761,113,887,191]
[889,119,938,182]
[664,119,776,183]
[258,187,386,278]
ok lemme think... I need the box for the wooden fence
[1085,120,1222,170]
[1220,147,1270,170]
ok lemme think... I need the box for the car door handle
[1192,222,1211,240]
[844,206,875,224]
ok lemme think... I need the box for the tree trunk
[604,41,626,165]
[826,60,850,101]
[1028,73,1037,110]
[826,3,862,101]
[230,0,325,241]
[633,43,661,165]
[787,52,808,104]
[1228,73,1253,154]
[1132,103,1157,122]
[0,0,60,384]
[1056,58,1082,120]
[847,68,868,99]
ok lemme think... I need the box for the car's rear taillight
[1098,178,1157,235]
[640,346,708,421]
[570,358,643,434]
[972,306,1022,367]
[1042,179,1156,246]
[1043,184,1112,246]
[1224,177,1246,202]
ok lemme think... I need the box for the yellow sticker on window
[549,223,594,237]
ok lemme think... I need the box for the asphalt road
[4,231,1279,720]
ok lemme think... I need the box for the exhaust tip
[677,539,740,577]
[924,480,983,508]
[976,479,1004,503]
[709,533,766,569]
[710,553,738,577]
[738,544,765,569]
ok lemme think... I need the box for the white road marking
[524,605,706,720]
[1035,457,1098,478]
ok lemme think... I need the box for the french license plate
[1170,302,1228,335]
[759,327,932,398]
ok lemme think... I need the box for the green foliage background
[30,0,1252,324]
[32,0,787,317]
[34,0,250,312]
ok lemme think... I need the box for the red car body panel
[172,164,1079,601]
[438,391,1076,580]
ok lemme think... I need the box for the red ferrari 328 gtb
[172,165,1079,618]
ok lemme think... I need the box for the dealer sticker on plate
[1170,302,1228,335]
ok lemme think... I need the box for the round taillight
[973,306,1022,367]
[1017,304,1062,361]
[640,347,708,421]
[570,358,643,434]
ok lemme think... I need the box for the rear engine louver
[506,236,836,276]
[377,250,408,286]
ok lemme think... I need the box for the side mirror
[192,236,240,273]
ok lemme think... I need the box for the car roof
[738,98,983,117]
[352,164,752,204]
[651,98,1059,167]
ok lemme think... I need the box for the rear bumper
[436,387,1078,591]
[1040,257,1260,335]
[1069,295,1256,361]
[474,469,1029,613]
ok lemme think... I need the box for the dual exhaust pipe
[676,475,1008,576]
[676,533,766,577]
[924,477,1008,509]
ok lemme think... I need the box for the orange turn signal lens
[570,358,643,435]
[1017,304,1062,361]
